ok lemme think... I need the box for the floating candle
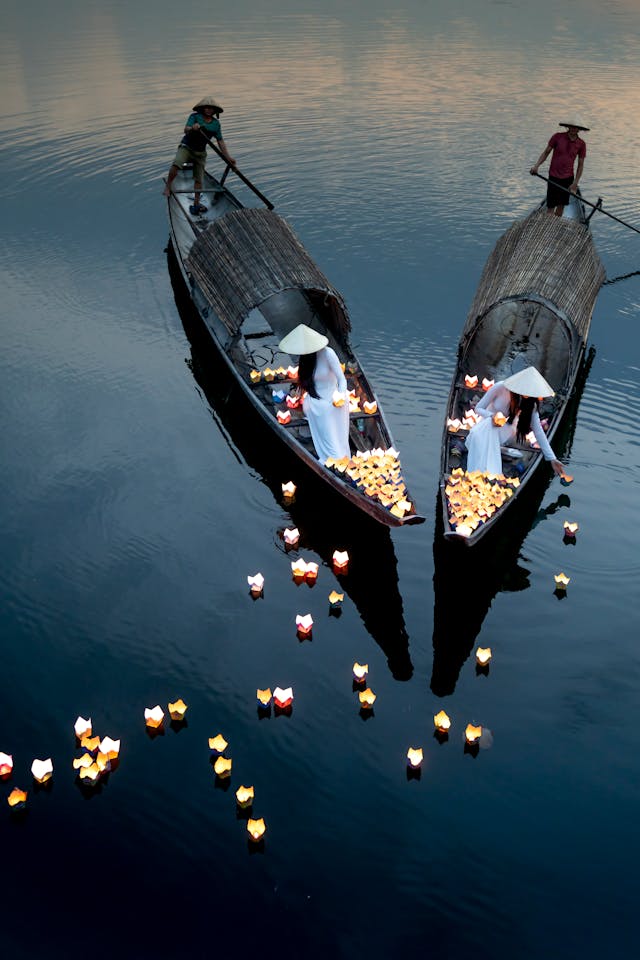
[0,752,13,778]
[208,734,228,755]
[332,390,345,407]
[99,737,121,760]
[296,613,314,638]
[168,698,188,721]
[256,688,272,708]
[247,817,266,842]
[465,724,483,744]
[286,365,299,380]
[332,550,349,573]
[493,412,507,427]
[31,758,53,784]
[249,369,261,383]
[328,590,344,608]
[74,716,92,740]
[434,710,451,733]
[281,481,297,498]
[236,785,255,808]
[144,706,165,729]
[305,561,319,583]
[407,747,424,768]
[476,647,492,666]
[283,527,300,547]
[247,573,265,596]
[214,756,232,778]
[273,687,294,708]
[7,788,27,810]
[81,735,101,754]
[358,688,376,709]
[563,521,579,537]
[554,572,570,590]
[277,409,292,424]
[352,662,369,683]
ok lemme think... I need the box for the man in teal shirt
[163,95,236,214]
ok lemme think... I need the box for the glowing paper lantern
[282,481,296,498]
[563,521,579,537]
[287,365,299,380]
[263,368,275,382]
[256,688,272,708]
[434,710,451,733]
[247,817,266,842]
[72,753,94,771]
[358,688,376,709]
[286,393,301,409]
[407,747,424,768]
[79,763,101,785]
[273,687,293,708]
[168,699,188,721]
[291,558,308,578]
[214,756,232,778]
[476,647,492,666]
[332,550,349,573]
[74,716,92,740]
[493,412,507,427]
[0,753,13,778]
[328,590,344,608]
[277,410,292,425]
[465,724,483,744]
[249,369,261,383]
[95,752,111,774]
[464,374,479,388]
[7,788,27,810]
[296,613,314,637]
[81,735,101,754]
[283,527,300,547]
[31,758,53,784]
[482,378,495,392]
[144,706,165,729]
[236,785,255,808]
[305,561,319,583]
[560,472,574,486]
[272,389,286,403]
[332,390,345,408]
[99,737,120,760]
[447,418,463,432]
[363,400,377,414]
[247,573,265,596]
[352,662,369,683]
[554,572,570,590]
[208,734,228,754]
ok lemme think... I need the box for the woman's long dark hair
[297,351,320,398]
[507,392,538,443]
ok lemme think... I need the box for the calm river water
[2,1,640,956]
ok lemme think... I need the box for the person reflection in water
[278,324,350,463]
[163,95,236,215]
[465,366,564,477]
[530,122,588,216]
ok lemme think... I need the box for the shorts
[546,175,574,208]
[172,144,207,183]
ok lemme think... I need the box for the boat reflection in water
[168,248,413,681]
[431,347,594,696]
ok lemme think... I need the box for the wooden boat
[166,157,423,526]
[439,194,605,545]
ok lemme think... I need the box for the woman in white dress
[465,366,565,477]
[278,324,350,462]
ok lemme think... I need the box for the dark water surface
[2,1,640,956]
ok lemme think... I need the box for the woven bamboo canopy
[185,208,351,337]
[464,208,605,340]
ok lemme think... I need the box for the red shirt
[548,132,586,179]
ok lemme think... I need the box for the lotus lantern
[0,752,13,778]
[7,788,27,809]
[493,412,507,427]
[464,374,479,388]
[434,710,451,733]
[283,527,300,547]
[273,687,294,708]
[168,698,188,721]
[247,817,266,842]
[482,378,495,391]
[277,409,292,425]
[247,572,265,596]
[214,756,232,778]
[352,662,369,682]
[332,390,345,407]
[554,572,570,590]
[304,561,319,583]
[249,369,261,383]
[465,723,483,744]
[236,785,255,808]
[332,550,349,573]
[406,747,424,768]
[287,365,299,380]
[328,590,344,608]
[209,734,228,754]
[281,481,297,498]
[296,613,314,638]
[74,716,92,740]
[358,688,376,709]
[72,753,94,771]
[476,647,492,666]
[81,735,101,753]
[144,705,165,729]
[563,521,579,537]
[256,688,272,708]
[31,758,53,784]
[363,400,377,414]
[99,737,120,760]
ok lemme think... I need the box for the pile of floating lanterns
[445,467,520,536]
[325,448,413,519]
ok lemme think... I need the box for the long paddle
[531,171,640,236]
[196,129,274,210]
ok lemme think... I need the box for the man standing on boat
[530,123,588,217]
[163,95,236,215]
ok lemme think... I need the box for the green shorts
[172,144,207,182]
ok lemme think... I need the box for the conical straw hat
[278,324,328,355]
[502,366,555,398]
[192,95,224,113]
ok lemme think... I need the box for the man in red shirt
[530,123,588,216]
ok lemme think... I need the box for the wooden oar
[197,129,274,210]
[531,171,640,235]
